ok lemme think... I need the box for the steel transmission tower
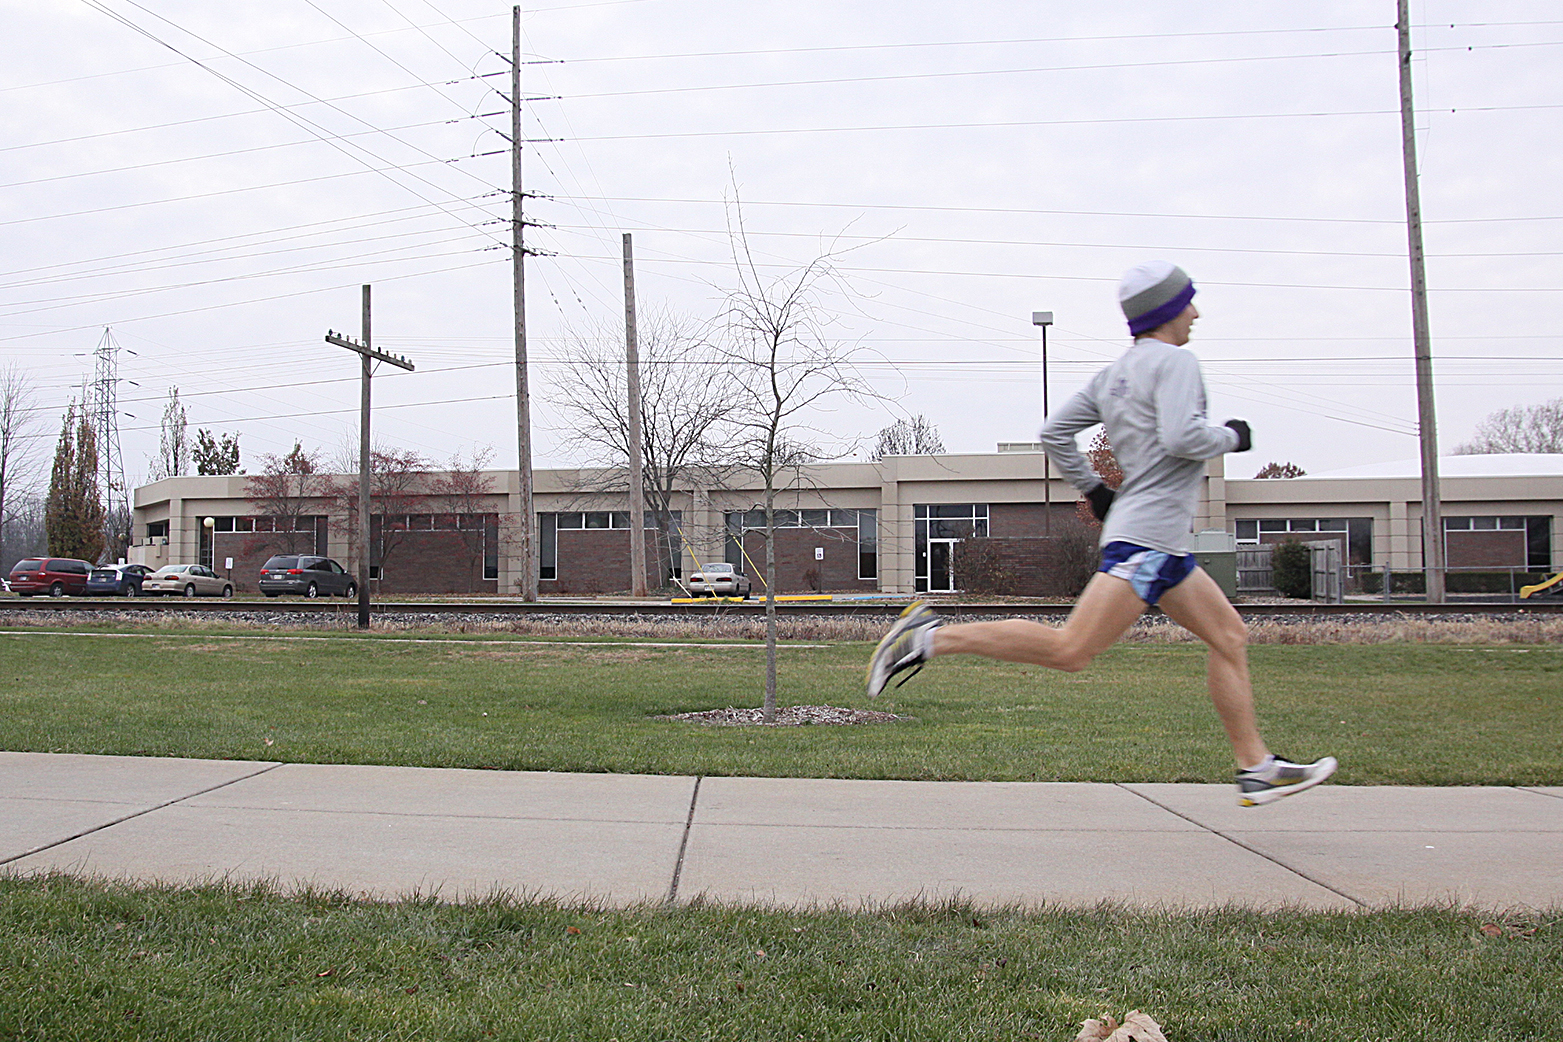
[90,327,130,560]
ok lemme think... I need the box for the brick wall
[546,529,665,595]
[1446,530,1526,568]
[738,527,877,593]
[971,537,1088,597]
[989,502,1081,538]
[377,531,495,594]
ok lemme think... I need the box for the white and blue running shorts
[1098,541,1198,605]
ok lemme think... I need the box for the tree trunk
[763,482,777,723]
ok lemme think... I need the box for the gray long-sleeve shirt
[1039,336,1238,555]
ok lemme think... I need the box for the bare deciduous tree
[871,414,945,459]
[244,442,323,555]
[321,447,427,580]
[545,308,737,589]
[721,197,873,721]
[428,449,499,594]
[0,363,45,567]
[1455,397,1563,455]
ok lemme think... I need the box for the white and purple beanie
[1119,261,1195,335]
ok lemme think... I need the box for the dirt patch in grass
[655,704,913,726]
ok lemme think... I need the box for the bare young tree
[320,447,428,580]
[871,414,945,460]
[721,198,873,721]
[244,442,323,555]
[0,363,44,567]
[428,449,498,594]
[544,307,737,589]
[151,387,189,480]
[1455,397,1563,454]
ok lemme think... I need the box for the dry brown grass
[4,606,1562,646]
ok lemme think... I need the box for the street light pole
[1032,311,1054,536]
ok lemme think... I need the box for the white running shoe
[1236,755,1338,807]
[866,601,941,698]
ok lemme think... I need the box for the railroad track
[4,597,1560,618]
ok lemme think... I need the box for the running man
[867,261,1336,806]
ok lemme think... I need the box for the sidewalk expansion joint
[1115,783,1367,909]
[0,761,286,869]
[666,775,702,905]
[1520,786,1563,802]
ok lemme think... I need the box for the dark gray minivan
[257,555,357,598]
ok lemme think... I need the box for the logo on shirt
[1109,378,1130,398]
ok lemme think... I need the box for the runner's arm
[1156,350,1240,459]
[1039,387,1104,491]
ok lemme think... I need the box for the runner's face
[1162,303,1198,345]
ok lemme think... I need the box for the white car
[687,562,752,598]
[142,563,234,599]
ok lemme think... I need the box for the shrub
[1271,539,1313,598]
[952,537,1012,596]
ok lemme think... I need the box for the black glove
[1085,483,1115,522]
[1223,419,1252,453]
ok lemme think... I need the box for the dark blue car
[87,563,153,597]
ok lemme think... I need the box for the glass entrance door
[927,538,957,592]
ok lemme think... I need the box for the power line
[79,0,502,243]
[544,102,1563,144]
[548,193,1563,227]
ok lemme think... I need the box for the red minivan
[7,558,93,597]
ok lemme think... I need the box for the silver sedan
[142,564,234,599]
[687,562,752,598]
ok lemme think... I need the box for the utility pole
[624,233,647,597]
[511,3,537,601]
[326,285,415,630]
[1397,0,1445,603]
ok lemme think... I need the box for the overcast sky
[4,0,1560,490]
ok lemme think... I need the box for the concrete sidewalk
[3,751,1560,911]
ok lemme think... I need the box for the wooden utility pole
[325,285,415,629]
[623,233,647,597]
[511,4,537,601]
[1397,0,1446,603]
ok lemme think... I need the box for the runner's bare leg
[930,571,1147,671]
[1155,567,1269,768]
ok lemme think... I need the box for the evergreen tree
[193,428,242,475]
[45,404,105,561]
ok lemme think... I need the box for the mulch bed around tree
[655,705,912,726]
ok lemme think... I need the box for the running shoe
[866,601,941,697]
[1236,755,1338,807]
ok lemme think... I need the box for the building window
[146,520,168,540]
[539,513,557,580]
[484,515,500,580]
[1235,517,1372,566]
[723,507,876,580]
[1445,515,1552,569]
[857,508,877,580]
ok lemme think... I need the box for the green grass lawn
[2,875,1558,1042]
[2,626,1560,784]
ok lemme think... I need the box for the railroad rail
[3,597,1560,619]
